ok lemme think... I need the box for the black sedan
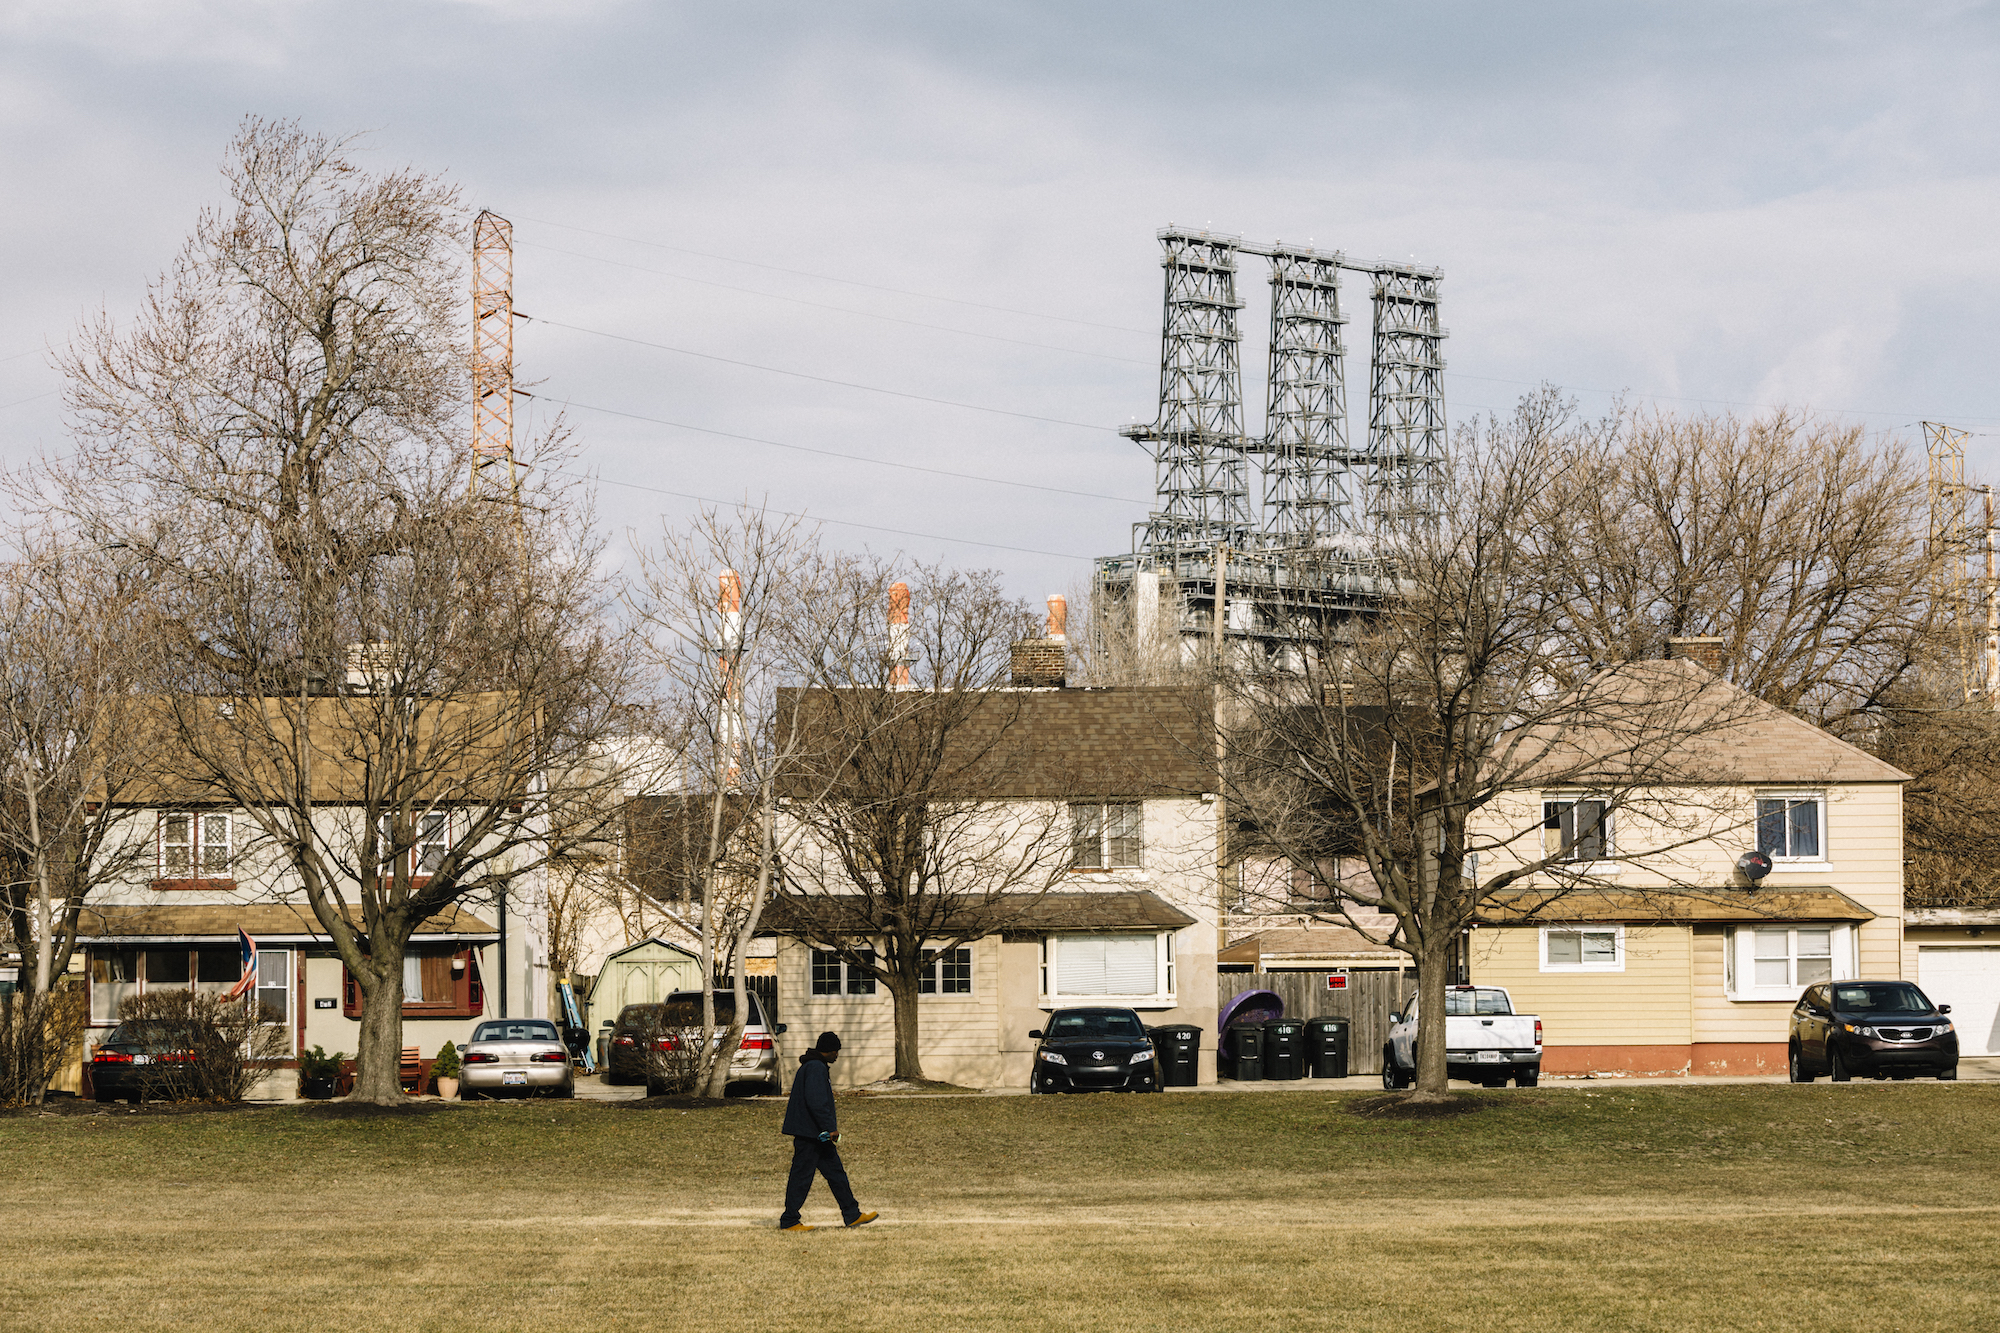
[1789,980,1958,1082]
[87,1021,191,1103]
[1028,1007,1160,1093]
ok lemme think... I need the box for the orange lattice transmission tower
[471,209,519,503]
[1923,421,1981,702]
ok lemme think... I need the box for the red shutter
[342,966,361,1018]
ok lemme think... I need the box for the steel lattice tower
[1364,265,1447,522]
[1254,246,1353,546]
[1122,230,1254,560]
[471,209,519,502]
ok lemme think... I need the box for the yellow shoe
[846,1212,879,1228]
[781,1222,816,1232]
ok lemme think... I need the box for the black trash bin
[1305,1016,1351,1079]
[1228,1022,1265,1081]
[1149,1024,1201,1088]
[1262,1018,1304,1081]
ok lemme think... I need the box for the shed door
[1918,947,2000,1057]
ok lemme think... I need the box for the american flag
[224,927,258,1001]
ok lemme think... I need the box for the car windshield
[100,1022,184,1053]
[1832,983,1933,1014]
[1443,989,1513,1016]
[1048,1012,1145,1040]
[658,992,763,1027]
[472,1020,560,1043]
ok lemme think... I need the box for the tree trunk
[349,961,407,1104]
[1408,930,1457,1103]
[887,971,923,1081]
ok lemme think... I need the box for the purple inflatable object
[1220,988,1284,1053]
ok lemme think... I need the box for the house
[1903,906,2000,1059]
[1461,649,1910,1077]
[763,621,1224,1089]
[76,690,555,1092]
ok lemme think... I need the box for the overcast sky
[4,1,1997,600]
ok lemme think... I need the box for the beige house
[1463,655,1909,1077]
[765,674,1224,1090]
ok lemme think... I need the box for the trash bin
[1262,1018,1304,1081]
[1305,1016,1350,1079]
[1228,1022,1265,1081]
[1149,1024,1202,1088]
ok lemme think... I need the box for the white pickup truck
[1382,985,1543,1088]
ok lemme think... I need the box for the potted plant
[298,1045,343,1101]
[431,1041,462,1099]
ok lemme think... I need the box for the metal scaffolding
[470,209,520,504]
[1097,227,1446,670]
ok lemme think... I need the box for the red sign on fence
[1327,973,1348,991]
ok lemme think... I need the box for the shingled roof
[760,889,1195,937]
[1474,886,1875,925]
[75,902,496,942]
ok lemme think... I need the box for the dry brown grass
[3,1084,1998,1331]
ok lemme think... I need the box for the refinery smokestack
[1046,594,1068,642]
[888,581,912,687]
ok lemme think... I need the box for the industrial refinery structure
[1095,227,1448,672]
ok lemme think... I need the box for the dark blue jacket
[781,1052,837,1139]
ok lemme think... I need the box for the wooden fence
[1216,970,1413,1076]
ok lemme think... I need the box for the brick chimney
[1665,636,1725,673]
[1010,594,1068,687]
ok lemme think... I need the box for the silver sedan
[459,1019,576,1098]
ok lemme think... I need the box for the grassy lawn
[4,1084,1999,1331]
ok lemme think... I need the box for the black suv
[1789,981,1958,1082]
[1029,1007,1160,1093]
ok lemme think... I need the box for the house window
[88,945,268,1023]
[341,948,483,1018]
[158,813,232,880]
[919,947,973,995]
[1543,799,1608,863]
[1070,802,1143,870]
[1044,932,1174,1002]
[1541,925,1624,972]
[1756,796,1823,860]
[381,812,450,878]
[1726,924,1851,999]
[810,948,877,996]
[254,950,290,1025]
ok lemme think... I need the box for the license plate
[502,1071,526,1085]
[1476,1050,1503,1063]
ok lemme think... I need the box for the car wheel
[1788,1046,1813,1083]
[1938,1065,1958,1081]
[94,1088,116,1103]
[1515,1069,1538,1088]
[1829,1048,1852,1083]
[645,1079,663,1097]
[1381,1051,1406,1090]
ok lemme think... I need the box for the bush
[639,1022,707,1096]
[431,1041,461,1080]
[298,1045,344,1080]
[0,985,87,1107]
[116,990,293,1102]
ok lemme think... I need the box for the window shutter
[421,953,453,1002]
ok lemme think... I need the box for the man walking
[779,1031,877,1232]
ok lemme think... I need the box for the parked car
[87,1021,190,1103]
[459,1018,576,1099]
[1382,985,1543,1089]
[1789,981,1958,1082]
[1028,1007,1161,1093]
[603,990,786,1095]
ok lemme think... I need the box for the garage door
[1918,947,2000,1057]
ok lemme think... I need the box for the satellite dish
[1736,850,1772,885]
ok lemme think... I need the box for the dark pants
[780,1135,860,1226]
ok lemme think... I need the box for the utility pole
[1984,486,1998,708]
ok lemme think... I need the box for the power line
[1446,369,2000,426]
[0,390,56,412]
[534,394,1145,504]
[526,317,1118,431]
[514,239,1151,367]
[508,214,1154,337]
[541,465,1095,561]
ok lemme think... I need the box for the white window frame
[1039,930,1178,1008]
[253,949,291,1027]
[1725,922,1855,1001]
[808,947,877,997]
[1068,801,1144,871]
[1542,796,1613,867]
[1540,924,1625,972]
[157,811,233,880]
[1755,792,1827,864]
[918,945,975,997]
[379,810,451,879]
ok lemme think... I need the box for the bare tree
[774,562,1081,1083]
[1526,404,1933,736]
[40,119,631,1103]
[0,535,156,1104]
[1223,393,1765,1102]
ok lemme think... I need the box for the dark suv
[1789,981,1958,1082]
[1028,1007,1161,1093]
[603,991,784,1092]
